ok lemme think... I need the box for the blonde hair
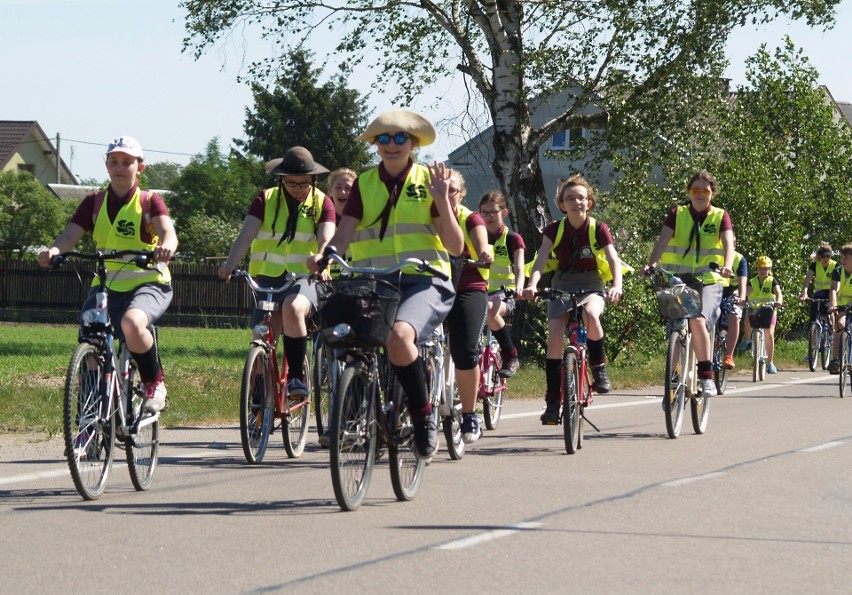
[328,167,357,189]
[840,243,852,257]
[448,168,467,199]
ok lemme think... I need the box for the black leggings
[445,290,488,370]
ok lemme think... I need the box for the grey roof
[48,184,101,201]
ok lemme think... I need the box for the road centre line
[0,468,68,486]
[799,441,844,453]
[434,522,542,551]
[661,472,727,487]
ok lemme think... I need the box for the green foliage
[143,161,183,190]
[236,48,374,173]
[0,171,67,259]
[178,213,241,262]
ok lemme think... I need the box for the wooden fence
[0,259,252,325]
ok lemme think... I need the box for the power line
[62,137,197,157]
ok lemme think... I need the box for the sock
[393,357,430,417]
[493,326,515,354]
[588,338,607,367]
[697,360,713,380]
[131,346,161,385]
[546,358,561,396]
[284,335,307,379]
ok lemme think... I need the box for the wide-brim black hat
[266,146,329,176]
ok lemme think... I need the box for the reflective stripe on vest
[349,165,451,277]
[660,206,725,284]
[457,205,488,283]
[814,259,837,292]
[249,187,324,277]
[749,275,775,304]
[488,226,514,292]
[91,188,170,290]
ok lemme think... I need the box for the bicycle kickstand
[582,413,601,433]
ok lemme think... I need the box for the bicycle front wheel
[282,353,311,458]
[482,351,505,430]
[840,332,850,399]
[561,351,581,454]
[240,346,273,464]
[821,327,833,371]
[64,341,115,500]
[663,331,687,439]
[752,331,763,383]
[807,322,819,372]
[329,362,376,511]
[312,336,334,441]
[124,355,159,491]
[441,355,465,460]
[691,383,711,435]
[388,379,426,502]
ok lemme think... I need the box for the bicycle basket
[748,305,774,329]
[654,284,702,320]
[316,278,402,348]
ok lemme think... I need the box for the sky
[2,0,851,184]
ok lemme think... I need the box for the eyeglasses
[283,178,312,190]
[448,188,461,196]
[562,194,588,202]
[480,209,501,217]
[375,132,410,146]
[689,187,712,197]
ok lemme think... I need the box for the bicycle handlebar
[536,287,605,301]
[50,249,158,270]
[319,246,450,281]
[230,269,312,295]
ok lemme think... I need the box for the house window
[17,164,35,175]
[551,128,586,150]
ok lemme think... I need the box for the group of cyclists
[36,113,848,468]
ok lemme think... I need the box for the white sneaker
[142,381,167,413]
[698,378,717,397]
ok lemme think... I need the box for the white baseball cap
[106,136,144,159]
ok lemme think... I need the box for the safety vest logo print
[703,222,717,234]
[580,246,593,258]
[405,184,429,201]
[495,244,509,258]
[116,219,136,237]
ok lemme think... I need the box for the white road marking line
[0,468,68,486]
[661,472,726,487]
[434,522,542,550]
[799,441,844,453]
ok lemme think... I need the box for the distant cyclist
[741,256,783,374]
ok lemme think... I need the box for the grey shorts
[547,291,605,320]
[389,274,455,344]
[250,276,317,326]
[488,289,516,316]
[81,282,172,340]
[685,279,723,332]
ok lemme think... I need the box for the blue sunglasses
[375,132,410,145]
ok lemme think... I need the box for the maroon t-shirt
[343,160,440,221]
[542,217,613,273]
[69,183,169,245]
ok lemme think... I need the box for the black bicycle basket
[317,277,402,348]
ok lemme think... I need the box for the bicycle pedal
[541,420,560,426]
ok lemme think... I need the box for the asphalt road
[2,367,850,594]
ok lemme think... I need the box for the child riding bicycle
[740,256,783,374]
[827,244,852,374]
[37,136,177,414]
[721,250,748,369]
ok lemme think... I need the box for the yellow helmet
[756,255,772,269]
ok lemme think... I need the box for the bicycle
[312,331,344,447]
[746,302,777,383]
[648,264,716,439]
[432,322,465,460]
[712,294,738,395]
[51,249,162,500]
[834,305,852,398]
[536,288,603,454]
[231,269,314,463]
[315,249,449,511]
[805,298,833,372]
[479,287,514,431]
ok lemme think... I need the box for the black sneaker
[412,415,437,459]
[499,354,519,378]
[591,364,612,393]
[461,412,482,444]
[828,359,841,375]
[540,400,561,425]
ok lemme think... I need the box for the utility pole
[56,132,61,183]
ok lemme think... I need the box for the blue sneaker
[767,363,778,374]
[737,340,752,352]
[286,378,309,399]
[461,412,482,444]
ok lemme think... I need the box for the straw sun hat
[356,110,436,146]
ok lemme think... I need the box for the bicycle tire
[312,336,333,440]
[388,378,426,502]
[752,331,762,383]
[124,354,158,491]
[282,353,311,458]
[64,341,115,500]
[663,330,687,439]
[561,350,581,454]
[441,355,465,460]
[691,382,711,435]
[239,345,273,464]
[482,350,504,430]
[329,362,376,511]
[713,331,729,395]
[840,332,850,399]
[757,331,767,382]
[821,326,833,371]
[807,322,819,372]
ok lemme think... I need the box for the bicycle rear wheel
[663,331,687,439]
[64,341,115,500]
[124,354,159,491]
[312,336,334,441]
[329,362,376,511]
[561,351,581,454]
[751,331,763,383]
[283,353,311,458]
[240,345,273,464]
[441,355,465,460]
[691,386,711,435]
[821,327,833,371]
[482,351,505,430]
[713,330,729,395]
[807,322,819,372]
[840,332,850,399]
[388,378,426,502]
